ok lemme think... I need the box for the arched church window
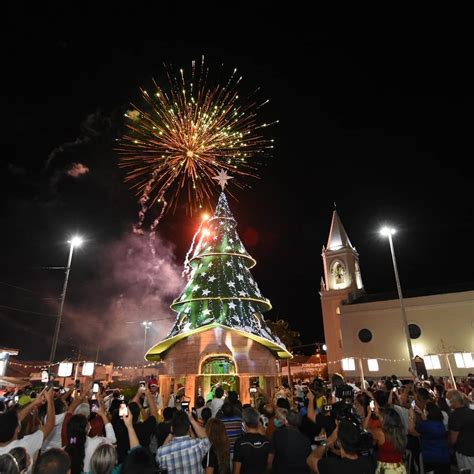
[331,261,346,284]
[355,262,363,289]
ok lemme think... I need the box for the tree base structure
[150,327,279,405]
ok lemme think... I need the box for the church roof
[326,210,354,251]
[346,281,474,304]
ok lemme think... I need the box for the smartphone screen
[91,403,99,413]
[181,401,189,412]
[369,400,375,411]
[139,381,146,388]
[41,370,49,383]
[411,400,416,409]
[93,383,99,393]
[119,403,128,417]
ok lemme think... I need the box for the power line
[0,304,56,318]
[0,280,40,295]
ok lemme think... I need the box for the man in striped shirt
[156,410,210,473]
[218,402,244,455]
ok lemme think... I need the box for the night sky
[2,11,473,363]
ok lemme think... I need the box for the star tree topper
[212,169,234,190]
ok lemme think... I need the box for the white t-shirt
[41,412,66,451]
[210,397,224,417]
[83,423,117,473]
[0,430,44,472]
[295,384,305,399]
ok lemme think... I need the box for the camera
[338,412,374,456]
[181,401,190,412]
[332,401,353,421]
[93,382,100,393]
[250,387,257,394]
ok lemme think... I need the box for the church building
[320,211,474,378]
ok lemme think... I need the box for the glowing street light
[379,225,416,374]
[142,321,153,352]
[69,236,84,248]
[49,236,84,363]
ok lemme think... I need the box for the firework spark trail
[182,218,205,279]
[117,57,277,220]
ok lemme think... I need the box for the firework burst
[117,57,276,228]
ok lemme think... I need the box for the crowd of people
[0,372,472,473]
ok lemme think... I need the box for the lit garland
[7,352,472,371]
[7,360,162,371]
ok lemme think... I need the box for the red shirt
[378,438,403,463]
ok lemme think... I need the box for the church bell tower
[320,210,364,373]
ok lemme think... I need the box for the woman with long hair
[202,418,230,474]
[366,405,407,474]
[65,414,88,474]
[65,402,116,474]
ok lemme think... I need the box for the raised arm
[188,411,207,438]
[306,389,316,423]
[17,389,45,422]
[40,388,56,439]
[144,387,159,420]
[123,411,140,449]
[67,392,86,414]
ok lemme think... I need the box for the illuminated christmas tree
[147,171,289,359]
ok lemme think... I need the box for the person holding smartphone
[123,385,159,452]
[0,388,56,465]
[65,391,116,473]
[61,380,105,447]
[306,389,337,438]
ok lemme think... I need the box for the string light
[9,351,470,371]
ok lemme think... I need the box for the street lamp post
[380,227,417,374]
[142,321,153,353]
[48,236,83,364]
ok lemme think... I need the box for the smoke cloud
[67,162,90,177]
[62,232,184,364]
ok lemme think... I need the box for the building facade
[320,211,474,378]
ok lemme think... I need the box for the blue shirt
[416,420,450,464]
